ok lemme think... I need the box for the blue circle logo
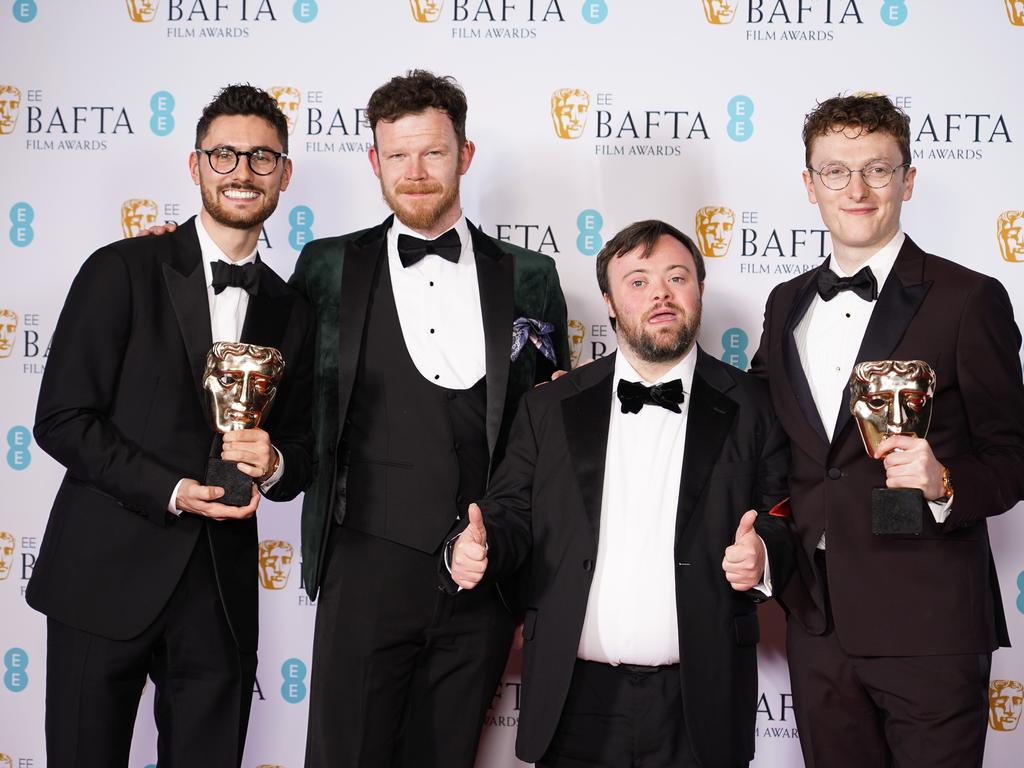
[289,205,315,251]
[721,327,749,370]
[150,91,175,137]
[9,202,34,247]
[4,647,29,692]
[293,0,318,22]
[281,657,307,703]
[576,209,604,256]
[581,0,608,24]
[12,0,37,23]
[880,0,907,26]
[727,96,754,143]
[6,426,32,470]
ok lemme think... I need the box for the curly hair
[803,93,911,166]
[195,84,289,153]
[366,70,468,146]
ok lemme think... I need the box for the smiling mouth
[222,187,260,201]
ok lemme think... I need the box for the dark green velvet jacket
[289,216,569,599]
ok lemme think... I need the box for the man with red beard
[26,85,314,767]
[446,220,793,768]
[291,71,570,768]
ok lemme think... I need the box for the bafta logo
[0,532,15,581]
[409,0,444,22]
[551,89,591,139]
[268,86,301,135]
[568,319,585,368]
[0,309,17,360]
[1006,0,1024,25]
[0,85,22,136]
[125,0,160,22]
[121,199,159,239]
[701,0,737,24]
[258,539,294,590]
[0,753,12,768]
[695,206,735,257]
[989,679,1024,731]
[997,210,1024,263]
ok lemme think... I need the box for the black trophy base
[206,458,253,507]
[871,487,924,535]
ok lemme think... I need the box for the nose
[889,395,906,428]
[238,373,254,406]
[405,154,427,180]
[846,170,870,200]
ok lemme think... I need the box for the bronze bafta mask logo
[202,342,285,433]
[551,89,591,139]
[268,86,301,135]
[0,532,15,581]
[990,679,1024,731]
[0,85,22,136]
[258,539,294,590]
[997,210,1024,263]
[121,199,159,239]
[701,0,737,24]
[849,360,935,457]
[409,0,444,22]
[125,0,160,22]
[1006,0,1024,25]
[0,753,13,768]
[568,319,585,368]
[0,309,17,359]
[695,206,736,257]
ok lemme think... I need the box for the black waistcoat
[338,258,489,554]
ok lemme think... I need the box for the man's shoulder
[474,227,558,275]
[523,355,615,407]
[298,224,381,260]
[697,349,772,406]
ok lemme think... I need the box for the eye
[630,279,646,288]
[218,374,239,387]
[865,164,893,177]
[820,164,848,178]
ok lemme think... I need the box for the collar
[830,230,904,289]
[196,214,259,289]
[614,346,697,392]
[387,212,472,264]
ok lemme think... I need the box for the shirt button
[434,375,440,380]
[827,467,842,480]
[429,281,435,287]
[430,328,435,334]
[582,559,593,572]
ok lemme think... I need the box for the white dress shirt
[386,214,486,390]
[167,216,282,513]
[576,352,697,666]
[795,230,950,544]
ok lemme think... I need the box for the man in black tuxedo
[292,70,569,768]
[448,220,792,768]
[750,93,1024,767]
[26,85,313,768]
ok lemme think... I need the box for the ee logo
[577,209,603,256]
[293,0,318,22]
[281,658,307,703]
[721,327,749,370]
[9,203,33,247]
[1017,570,1024,615]
[581,0,608,24]
[289,206,315,251]
[4,647,28,692]
[880,0,907,27]
[150,91,175,137]
[7,426,31,471]
[12,0,37,22]
[727,96,754,143]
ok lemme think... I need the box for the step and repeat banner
[2,2,1023,766]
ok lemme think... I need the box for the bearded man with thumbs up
[443,219,794,768]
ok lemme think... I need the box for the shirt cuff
[928,494,954,524]
[752,536,772,598]
[168,479,185,516]
[258,447,284,492]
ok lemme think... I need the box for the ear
[457,140,476,176]
[368,144,382,179]
[802,169,817,204]
[602,291,616,321]
[901,165,916,202]
[278,157,293,192]
[189,150,201,185]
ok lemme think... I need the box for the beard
[201,181,279,230]
[382,177,460,233]
[613,298,701,364]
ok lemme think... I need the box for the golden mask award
[202,342,285,506]
[849,359,936,535]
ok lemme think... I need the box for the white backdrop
[2,2,1023,766]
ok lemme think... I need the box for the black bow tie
[617,379,685,415]
[397,229,462,268]
[816,265,877,302]
[211,259,261,295]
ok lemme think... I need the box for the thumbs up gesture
[722,510,766,592]
[451,503,489,590]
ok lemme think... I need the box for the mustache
[220,182,260,192]
[395,181,443,195]
[644,301,683,320]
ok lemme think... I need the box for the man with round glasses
[27,84,314,767]
[751,92,1024,767]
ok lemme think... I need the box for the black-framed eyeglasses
[196,146,287,176]
[806,162,910,191]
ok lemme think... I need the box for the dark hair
[366,70,468,146]
[596,219,706,297]
[803,93,911,167]
[195,84,289,153]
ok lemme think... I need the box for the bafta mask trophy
[849,359,936,535]
[202,342,285,506]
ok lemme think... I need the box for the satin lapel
[336,227,388,424]
[163,221,213,405]
[239,256,291,351]
[676,350,737,549]
[470,223,514,459]
[830,239,931,444]
[781,265,830,458]
[561,355,614,547]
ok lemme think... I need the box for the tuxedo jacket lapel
[163,220,213,408]
[470,222,514,461]
[782,266,831,458]
[561,355,614,547]
[240,256,291,350]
